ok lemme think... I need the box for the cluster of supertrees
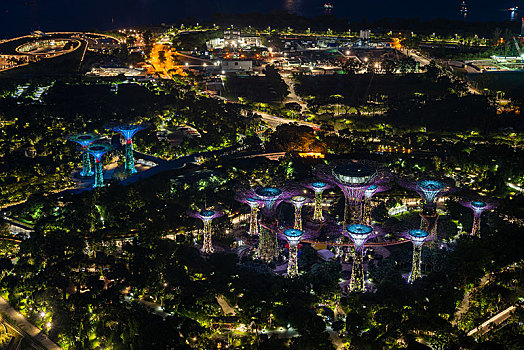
[195,159,498,292]
[67,124,146,187]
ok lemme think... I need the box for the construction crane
[513,37,523,57]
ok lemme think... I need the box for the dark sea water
[0,0,520,38]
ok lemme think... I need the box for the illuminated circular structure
[304,181,332,222]
[317,161,388,227]
[188,209,224,255]
[86,143,113,188]
[16,39,81,56]
[289,195,307,230]
[312,182,328,190]
[407,229,430,283]
[200,210,216,220]
[332,163,376,185]
[399,177,456,237]
[459,198,498,236]
[471,201,487,211]
[255,187,283,198]
[283,229,304,278]
[345,224,373,292]
[237,185,298,261]
[416,180,447,204]
[68,133,100,177]
[109,124,146,175]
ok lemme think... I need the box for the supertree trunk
[257,226,278,261]
[287,244,299,277]
[408,244,423,284]
[202,220,214,254]
[93,160,104,187]
[343,197,349,229]
[124,141,137,175]
[294,206,303,230]
[349,247,365,292]
[313,191,324,221]
[249,205,260,236]
[81,151,93,177]
[471,214,481,236]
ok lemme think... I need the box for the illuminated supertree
[304,181,332,222]
[188,209,224,254]
[362,183,392,225]
[399,178,457,237]
[237,186,296,260]
[345,224,374,292]
[109,124,146,175]
[86,144,113,188]
[459,198,498,236]
[235,196,261,236]
[282,229,304,278]
[317,160,390,227]
[68,133,100,177]
[407,229,430,283]
[288,195,309,230]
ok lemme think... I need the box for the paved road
[256,111,319,130]
[0,296,61,350]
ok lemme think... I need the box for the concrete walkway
[0,296,61,349]
[216,295,236,316]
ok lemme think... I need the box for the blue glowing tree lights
[68,133,100,177]
[110,124,146,175]
[86,143,113,187]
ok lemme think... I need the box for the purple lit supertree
[362,183,392,225]
[235,196,261,237]
[109,124,146,175]
[316,160,391,227]
[399,177,457,237]
[68,133,100,177]
[86,143,113,188]
[304,181,332,222]
[459,198,498,236]
[345,224,374,292]
[188,209,224,254]
[282,229,304,277]
[236,185,298,260]
[288,195,310,230]
[405,229,430,283]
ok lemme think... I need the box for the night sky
[0,0,521,37]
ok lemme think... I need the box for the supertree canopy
[459,198,498,236]
[86,143,113,188]
[288,195,309,230]
[68,133,100,177]
[399,178,456,204]
[399,177,457,237]
[188,209,224,254]
[317,160,391,227]
[407,229,430,284]
[283,229,304,278]
[304,181,332,222]
[109,124,146,175]
[345,224,374,292]
[362,183,392,225]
